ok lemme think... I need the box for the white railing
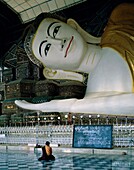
[0,125,134,147]
[0,125,73,146]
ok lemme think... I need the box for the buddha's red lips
[64,36,74,58]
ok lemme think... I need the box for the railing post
[36,111,40,145]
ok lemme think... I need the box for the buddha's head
[24,13,87,71]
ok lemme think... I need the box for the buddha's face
[32,18,87,70]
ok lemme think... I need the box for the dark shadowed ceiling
[0,0,133,68]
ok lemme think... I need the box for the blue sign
[73,125,113,148]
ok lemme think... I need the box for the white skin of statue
[15,3,134,116]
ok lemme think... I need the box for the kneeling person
[38,141,55,161]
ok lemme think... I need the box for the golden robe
[101,3,134,90]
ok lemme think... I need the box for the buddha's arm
[15,92,134,116]
[15,98,77,113]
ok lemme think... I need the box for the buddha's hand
[15,98,77,112]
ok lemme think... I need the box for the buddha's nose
[47,37,67,50]
[47,36,62,45]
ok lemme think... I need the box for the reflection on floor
[0,149,133,170]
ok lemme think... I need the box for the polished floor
[0,149,133,170]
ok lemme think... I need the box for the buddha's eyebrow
[39,40,47,57]
[47,22,58,36]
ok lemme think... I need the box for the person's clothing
[38,145,55,161]
[101,3,134,90]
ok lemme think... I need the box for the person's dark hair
[46,141,50,146]
[24,12,67,67]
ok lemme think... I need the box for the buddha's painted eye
[53,26,61,38]
[44,43,51,56]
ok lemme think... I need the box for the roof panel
[26,8,36,19]
[65,0,75,5]
[47,0,57,11]
[74,0,82,2]
[16,0,25,4]
[3,0,10,2]
[33,6,42,17]
[7,0,18,8]
[20,11,29,23]
[56,0,65,8]
[3,0,87,23]
[14,5,24,13]
[40,3,50,13]
[37,0,47,3]
[28,0,38,6]
[21,2,31,10]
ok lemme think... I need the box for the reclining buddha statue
[15,3,134,116]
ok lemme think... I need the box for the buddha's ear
[67,18,101,44]
[67,18,80,30]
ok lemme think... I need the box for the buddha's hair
[24,13,67,67]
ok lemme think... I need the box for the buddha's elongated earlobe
[67,18,78,30]
[67,18,101,44]
[43,67,86,83]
